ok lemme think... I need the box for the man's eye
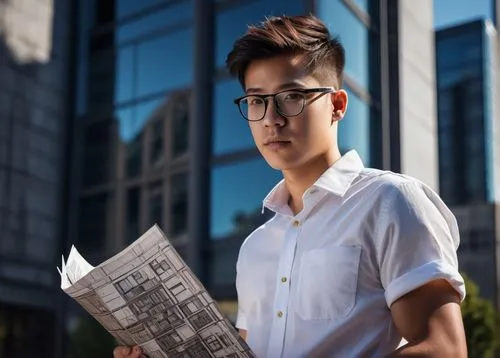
[248,97,264,106]
[283,92,302,101]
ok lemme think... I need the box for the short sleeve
[376,181,465,308]
[235,254,248,330]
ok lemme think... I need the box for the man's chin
[264,157,301,171]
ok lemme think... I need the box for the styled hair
[226,15,345,89]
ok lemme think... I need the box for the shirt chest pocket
[295,245,362,320]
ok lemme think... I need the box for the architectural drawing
[60,224,255,357]
[77,290,108,315]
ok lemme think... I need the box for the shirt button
[309,188,318,194]
[281,276,287,283]
[292,220,300,227]
[277,311,284,318]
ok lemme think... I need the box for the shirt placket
[266,216,302,358]
[266,188,327,357]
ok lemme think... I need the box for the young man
[115,14,467,358]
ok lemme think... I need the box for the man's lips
[263,138,291,145]
[264,140,291,149]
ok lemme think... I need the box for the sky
[433,0,494,29]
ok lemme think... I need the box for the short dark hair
[226,15,345,89]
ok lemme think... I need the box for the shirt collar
[262,150,364,213]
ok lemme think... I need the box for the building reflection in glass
[78,90,191,259]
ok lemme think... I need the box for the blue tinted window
[115,46,135,104]
[317,1,369,91]
[136,97,164,137]
[438,63,482,90]
[136,29,193,97]
[117,98,164,177]
[437,33,482,70]
[438,70,464,90]
[117,97,163,142]
[438,92,454,131]
[211,157,282,239]
[216,0,306,69]
[170,91,190,158]
[437,73,487,204]
[213,79,255,154]
[117,106,134,142]
[338,88,370,164]
[116,0,167,19]
[117,2,193,44]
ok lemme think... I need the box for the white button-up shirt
[235,150,465,358]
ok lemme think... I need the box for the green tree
[68,316,117,358]
[461,273,499,358]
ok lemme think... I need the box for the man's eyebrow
[245,81,307,94]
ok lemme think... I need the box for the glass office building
[0,0,73,357]
[0,0,438,356]
[74,0,385,305]
[436,19,499,205]
[436,19,500,308]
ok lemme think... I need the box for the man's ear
[331,89,348,121]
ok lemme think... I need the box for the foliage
[461,273,499,358]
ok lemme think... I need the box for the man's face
[242,55,347,171]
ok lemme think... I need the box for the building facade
[72,0,438,319]
[74,0,376,298]
[452,202,500,307]
[396,0,439,189]
[436,19,500,205]
[0,0,439,356]
[0,0,74,357]
[436,19,500,307]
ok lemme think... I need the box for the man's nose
[262,100,286,127]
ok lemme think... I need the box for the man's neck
[283,149,341,215]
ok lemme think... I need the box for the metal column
[494,0,499,27]
[379,0,401,172]
[189,0,214,286]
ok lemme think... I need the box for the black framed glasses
[233,87,335,121]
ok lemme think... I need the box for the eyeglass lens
[239,91,305,121]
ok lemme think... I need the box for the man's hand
[239,329,248,341]
[113,345,145,358]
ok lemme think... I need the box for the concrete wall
[0,0,72,310]
[397,0,439,191]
